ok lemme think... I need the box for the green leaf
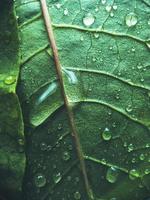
[0,1,25,199]
[16,0,150,199]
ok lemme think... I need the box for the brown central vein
[40,0,93,199]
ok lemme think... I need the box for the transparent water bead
[34,173,46,187]
[62,151,70,161]
[113,5,118,10]
[83,13,95,27]
[4,75,16,85]
[129,169,139,180]
[74,191,81,199]
[126,104,132,113]
[106,167,119,183]
[125,12,138,27]
[106,5,112,12]
[128,144,134,152]
[139,153,145,161]
[101,0,107,4]
[63,68,78,84]
[64,8,69,16]
[148,18,150,25]
[53,172,62,183]
[102,128,112,141]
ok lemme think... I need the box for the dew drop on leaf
[62,151,70,161]
[125,12,138,27]
[139,153,145,161]
[148,18,150,25]
[126,104,132,113]
[73,191,81,199]
[83,13,95,27]
[53,172,62,183]
[101,0,107,5]
[40,142,47,151]
[55,3,62,9]
[102,128,112,141]
[129,169,139,180]
[110,12,114,17]
[128,143,134,152]
[34,173,46,188]
[94,33,99,38]
[64,8,69,16]
[4,75,16,85]
[113,5,118,10]
[105,5,112,12]
[106,167,119,183]
[144,169,150,175]
[62,68,78,84]
[137,63,143,70]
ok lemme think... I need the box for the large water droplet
[62,68,78,84]
[129,169,139,180]
[53,172,62,183]
[125,13,138,27]
[83,13,95,27]
[62,151,70,161]
[73,191,81,199]
[102,128,112,141]
[36,81,58,105]
[106,167,119,183]
[4,75,16,85]
[34,173,46,187]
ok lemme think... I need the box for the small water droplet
[55,3,62,9]
[92,57,96,62]
[137,63,143,70]
[53,172,62,184]
[4,76,16,85]
[139,153,145,161]
[131,47,135,52]
[113,5,118,10]
[80,36,84,41]
[148,19,150,26]
[110,12,114,17]
[126,104,133,113]
[62,68,78,84]
[62,151,70,161]
[146,42,150,49]
[125,12,138,27]
[83,13,95,27]
[131,158,136,163]
[144,168,149,175]
[102,128,112,141]
[128,144,134,152]
[58,123,63,130]
[40,142,47,151]
[101,0,107,5]
[123,142,127,147]
[73,191,81,199]
[129,169,139,180]
[140,78,144,82]
[94,33,99,38]
[34,173,46,187]
[64,8,69,16]
[106,5,112,12]
[106,167,119,183]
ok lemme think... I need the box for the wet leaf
[16,0,150,200]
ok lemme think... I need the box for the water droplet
[64,8,69,16]
[40,142,47,151]
[83,13,95,27]
[140,78,144,82]
[62,68,78,84]
[106,167,119,183]
[146,42,150,49]
[102,128,112,141]
[106,5,112,12]
[131,47,135,52]
[80,36,84,41]
[113,5,118,10]
[55,3,62,9]
[92,57,96,62]
[137,63,143,70]
[73,191,81,199]
[101,0,107,4]
[18,138,24,146]
[139,153,145,161]
[131,158,136,163]
[148,18,150,26]
[123,142,127,147]
[125,13,138,27]
[128,144,134,152]
[4,76,16,85]
[110,12,114,17]
[62,151,70,161]
[145,169,150,175]
[36,81,58,105]
[129,169,139,180]
[34,173,46,187]
[126,104,133,113]
[57,123,63,130]
[94,33,99,38]
[53,172,62,184]
[95,7,99,12]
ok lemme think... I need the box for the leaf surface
[16,0,150,199]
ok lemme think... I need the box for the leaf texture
[15,0,150,199]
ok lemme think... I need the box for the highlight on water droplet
[73,191,81,199]
[34,173,46,187]
[4,75,16,85]
[40,142,47,151]
[139,153,145,161]
[106,167,119,183]
[102,128,112,141]
[64,8,69,16]
[83,13,95,27]
[62,68,78,84]
[101,0,107,5]
[128,143,134,152]
[125,12,138,27]
[105,5,112,12]
[126,104,133,113]
[94,33,99,38]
